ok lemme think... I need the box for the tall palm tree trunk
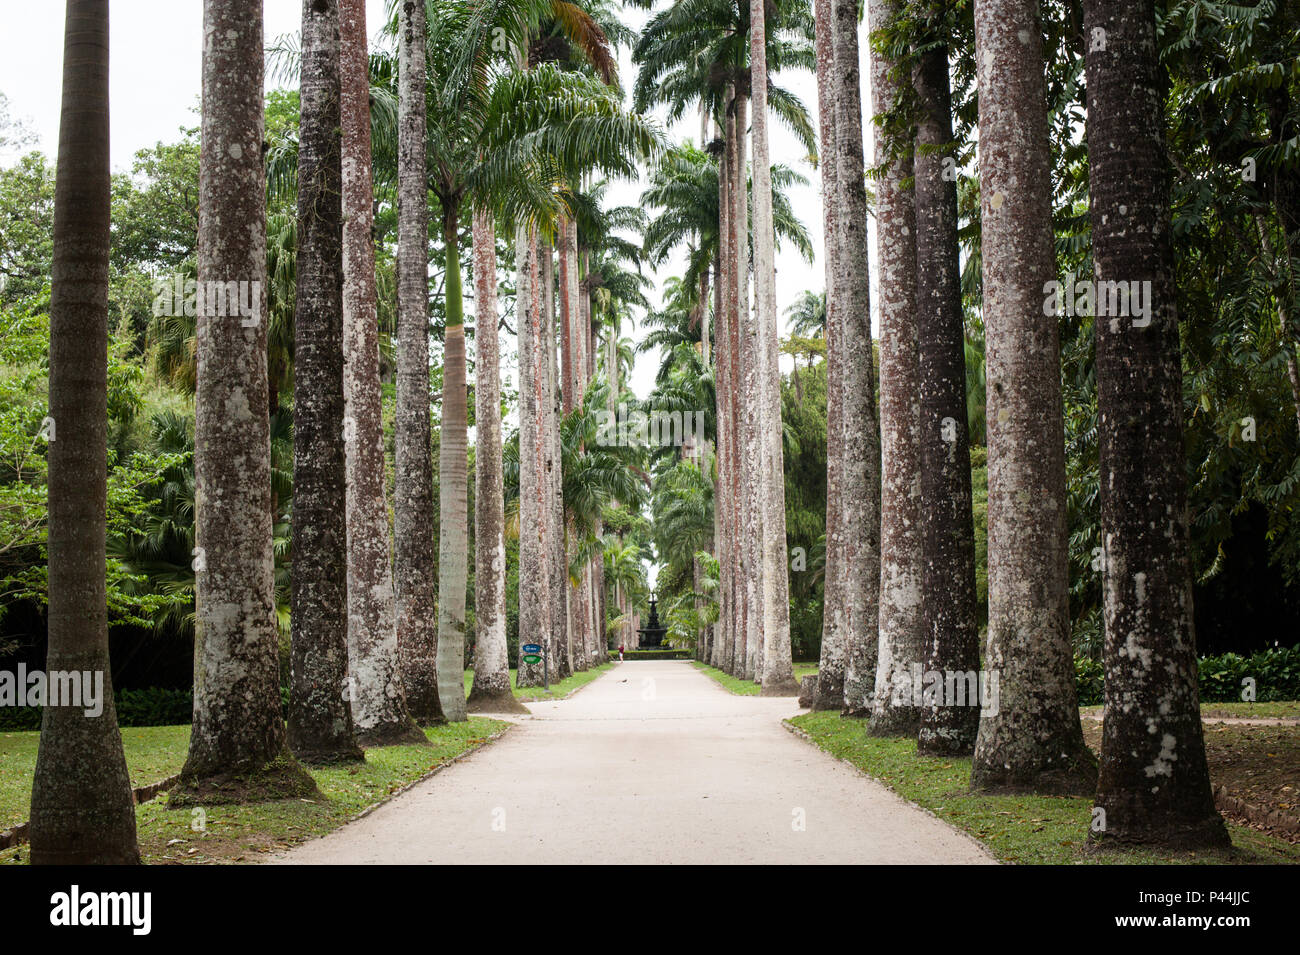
[176,0,315,803]
[831,0,882,715]
[969,0,1094,792]
[543,243,572,678]
[339,0,424,746]
[734,91,758,680]
[712,92,736,672]
[29,0,140,864]
[811,0,844,710]
[395,0,443,723]
[750,0,798,697]
[288,0,364,764]
[516,225,552,686]
[1084,0,1227,846]
[437,206,470,722]
[913,36,980,755]
[468,206,529,713]
[867,0,923,736]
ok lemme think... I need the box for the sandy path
[271,660,995,864]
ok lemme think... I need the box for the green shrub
[0,685,194,730]
[1073,655,1105,706]
[1074,643,1300,706]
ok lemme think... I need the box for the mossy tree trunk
[1084,0,1228,847]
[339,0,425,747]
[969,0,1094,793]
[288,0,364,765]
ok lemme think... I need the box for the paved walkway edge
[780,718,1001,864]
[344,724,516,829]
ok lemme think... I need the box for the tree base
[811,672,844,711]
[291,743,366,768]
[355,720,430,748]
[970,746,1098,797]
[171,754,320,807]
[867,708,921,737]
[760,678,801,697]
[466,688,530,714]
[30,843,141,866]
[1086,813,1231,852]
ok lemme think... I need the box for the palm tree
[515,221,553,685]
[969,0,1094,793]
[913,7,980,756]
[634,0,814,680]
[866,0,923,736]
[1084,0,1227,847]
[340,0,425,745]
[289,0,364,764]
[829,0,880,715]
[394,0,442,724]
[29,0,140,865]
[467,205,528,712]
[809,0,843,710]
[173,0,317,801]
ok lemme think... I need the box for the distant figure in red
[618,644,625,662]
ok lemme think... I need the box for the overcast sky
[0,0,879,400]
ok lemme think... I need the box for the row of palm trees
[29,0,656,864]
[836,0,1221,848]
[642,0,1227,848]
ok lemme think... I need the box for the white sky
[0,0,879,401]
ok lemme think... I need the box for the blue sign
[522,643,542,654]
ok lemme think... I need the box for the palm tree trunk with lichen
[913,36,980,756]
[969,0,1094,792]
[340,0,425,745]
[288,0,364,764]
[831,0,882,716]
[468,206,529,713]
[1085,0,1226,844]
[867,0,924,736]
[394,0,443,723]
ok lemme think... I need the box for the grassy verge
[1,717,507,864]
[788,711,1300,865]
[691,660,819,695]
[1081,700,1300,720]
[463,662,613,703]
[1,724,191,831]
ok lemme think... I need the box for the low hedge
[3,646,1294,729]
[0,685,295,731]
[0,686,194,731]
[1074,643,1300,706]
[609,648,694,660]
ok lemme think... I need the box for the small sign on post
[521,644,548,691]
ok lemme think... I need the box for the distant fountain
[636,593,668,649]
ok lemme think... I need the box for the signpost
[521,643,548,691]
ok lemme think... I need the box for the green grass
[1,717,507,864]
[788,711,1300,865]
[463,662,613,703]
[0,724,192,831]
[691,660,819,695]
[1081,700,1300,720]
